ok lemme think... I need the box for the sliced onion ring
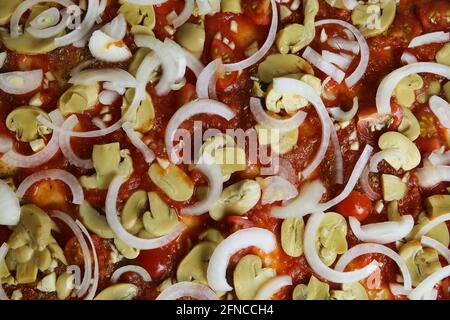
[421,236,450,264]
[415,165,450,188]
[414,213,450,240]
[369,148,404,172]
[328,96,359,122]
[360,165,380,201]
[156,281,218,300]
[76,220,99,300]
[110,265,152,283]
[302,47,345,84]
[0,179,21,226]
[122,122,155,164]
[408,31,450,48]
[408,265,450,300]
[16,169,84,204]
[429,95,450,129]
[196,59,221,99]
[0,70,43,95]
[170,0,194,28]
[254,276,292,300]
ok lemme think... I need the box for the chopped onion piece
[249,97,307,132]
[415,165,450,188]
[254,276,292,300]
[27,7,70,39]
[207,227,277,292]
[428,148,450,166]
[327,38,360,55]
[0,243,9,300]
[89,30,132,62]
[335,243,412,290]
[349,215,414,244]
[0,180,20,226]
[69,68,137,88]
[69,59,95,77]
[408,265,450,300]
[156,282,218,300]
[302,47,345,84]
[261,176,298,205]
[369,148,404,172]
[183,49,204,78]
[401,52,418,64]
[170,0,194,28]
[415,213,450,240]
[101,14,127,40]
[360,165,380,201]
[321,76,336,100]
[376,62,450,115]
[105,176,185,249]
[0,135,12,153]
[122,122,155,164]
[322,50,353,70]
[342,0,358,10]
[408,32,450,48]
[328,96,359,122]
[110,265,152,283]
[429,95,450,128]
[421,236,450,264]
[0,70,43,94]
[304,212,379,283]
[389,283,410,296]
[196,59,221,99]
[0,52,6,69]
[99,90,120,105]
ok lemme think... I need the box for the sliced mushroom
[381,174,407,201]
[79,201,114,239]
[177,241,216,284]
[20,205,53,251]
[121,190,147,234]
[281,217,304,258]
[114,238,140,259]
[121,88,155,133]
[292,275,330,300]
[257,54,314,83]
[58,84,100,116]
[118,1,155,29]
[352,0,396,38]
[56,272,75,300]
[233,255,276,300]
[142,192,179,237]
[398,107,420,141]
[330,282,368,300]
[198,228,224,244]
[37,248,52,272]
[0,0,21,25]
[378,132,421,171]
[425,195,450,217]
[256,125,299,155]
[221,0,242,13]
[393,74,423,108]
[6,107,51,142]
[276,24,306,54]
[436,43,450,66]
[175,23,205,59]
[36,272,56,292]
[316,212,348,266]
[148,163,194,202]
[94,283,139,300]
[444,82,450,102]
[407,212,450,247]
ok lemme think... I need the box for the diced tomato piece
[336,191,373,222]
[388,13,423,45]
[210,39,239,90]
[417,0,450,32]
[242,0,272,26]
[177,83,196,106]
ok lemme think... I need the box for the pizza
[0,0,449,301]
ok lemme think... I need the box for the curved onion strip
[69,68,137,88]
[224,0,277,72]
[369,148,404,172]
[408,32,450,48]
[105,176,185,249]
[302,47,345,84]
[111,265,152,283]
[122,122,155,164]
[408,265,450,300]
[349,216,414,244]
[330,124,344,184]
[207,227,277,292]
[335,243,412,290]
[125,0,168,4]
[273,77,333,178]
[360,165,380,201]
[376,62,450,115]
[401,52,417,64]
[184,49,204,78]
[29,7,60,29]
[389,283,411,296]
[170,0,194,28]
[156,281,218,300]
[0,136,12,153]
[59,115,94,169]
[69,59,95,77]
[304,212,379,283]
[261,176,298,205]
[328,97,359,122]
[99,90,119,105]
[342,0,358,10]
[9,0,74,37]
[327,38,360,55]
[0,179,21,226]
[196,59,221,99]
[254,276,292,300]
[27,8,72,39]
[0,243,9,300]
[321,76,336,100]
[249,97,307,132]
[421,236,450,264]
[0,70,43,95]
[322,50,353,71]
[428,149,450,166]
[1,110,63,168]
[429,95,450,129]
[55,0,100,47]
[50,211,91,298]
[316,19,370,87]
[415,165,450,188]
[102,14,127,40]
[165,99,235,163]
[415,213,450,240]
[181,155,222,216]
[76,220,99,300]
[16,169,84,204]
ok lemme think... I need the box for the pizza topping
[175,22,206,59]
[292,275,329,300]
[378,131,421,171]
[110,265,152,283]
[436,43,450,66]
[409,31,450,48]
[316,212,348,266]
[58,84,100,116]
[0,180,20,226]
[88,30,132,62]
[0,70,43,95]
[260,176,298,205]
[59,116,94,169]
[148,163,194,202]
[177,241,216,285]
[303,46,346,84]
[253,275,292,300]
[156,281,218,300]
[142,192,180,236]
[122,122,156,164]
[280,217,304,258]
[429,95,450,129]
[330,282,368,300]
[94,283,138,300]
[421,236,450,264]
[351,0,396,38]
[79,201,114,239]
[409,265,450,300]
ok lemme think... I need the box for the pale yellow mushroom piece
[330,282,369,300]
[209,179,261,221]
[316,212,348,266]
[281,217,304,257]
[142,192,180,237]
[177,241,216,284]
[233,254,276,300]
[0,0,21,25]
[19,205,53,251]
[114,238,140,259]
[6,107,52,142]
[58,84,100,116]
[80,143,133,190]
[221,0,242,13]
[292,275,330,300]
[37,248,52,272]
[378,132,421,171]
[121,190,147,234]
[407,212,450,248]
[381,174,407,201]
[399,240,442,287]
[16,259,38,284]
[393,74,423,108]
[119,0,155,29]
[444,82,450,102]
[198,228,224,244]
[276,24,306,54]
[352,0,396,38]
[79,201,114,239]
[94,283,139,300]
[325,0,347,9]
[121,89,155,133]
[11,245,34,264]
[148,163,194,202]
[256,125,299,155]
[436,43,450,66]
[398,107,420,141]
[56,272,75,300]
[257,54,314,83]
[175,23,205,59]
[128,49,160,82]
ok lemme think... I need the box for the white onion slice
[369,148,404,172]
[321,76,336,100]
[16,169,84,204]
[50,211,92,298]
[122,122,155,164]
[29,7,60,29]
[156,281,218,300]
[328,97,359,122]
[89,29,132,62]
[322,50,353,70]
[349,215,414,244]
[99,90,120,105]
[414,213,450,240]
[27,8,71,39]
[254,275,292,300]
[360,165,380,201]
[421,236,450,264]
[102,14,127,40]
[165,99,235,164]
[184,49,204,78]
[207,227,277,292]
[335,243,412,290]
[196,59,221,99]
[1,110,63,168]
[0,135,12,153]
[224,0,277,72]
[408,32,450,48]
[0,70,43,95]
[110,265,152,283]
[415,165,450,188]
[69,59,95,77]
[302,47,345,84]
[69,68,137,88]
[316,19,369,87]
[376,62,450,115]
[181,155,222,216]
[305,212,379,283]
[342,0,358,10]
[170,0,194,28]
[0,179,21,226]
[249,97,307,132]
[196,0,220,15]
[261,176,298,205]
[327,38,360,55]
[0,243,9,300]
[408,265,450,300]
[401,52,418,64]
[428,148,450,166]
[389,283,411,296]
[76,220,99,300]
[429,95,450,128]
[0,52,6,69]
[273,77,333,178]
[105,175,185,249]
[125,0,168,4]
[59,115,94,169]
